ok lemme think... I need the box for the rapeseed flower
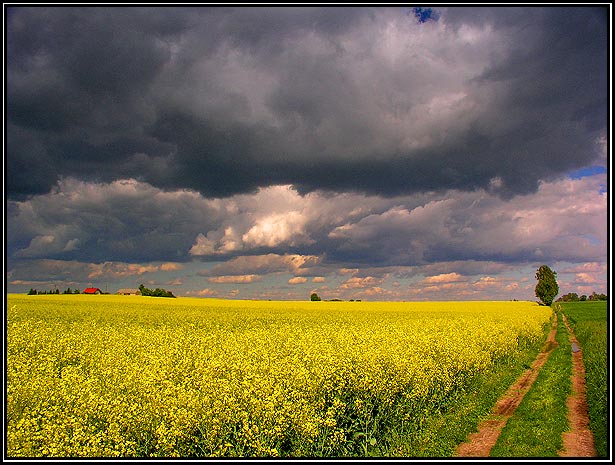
[6,295,550,457]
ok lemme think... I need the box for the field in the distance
[6,294,551,458]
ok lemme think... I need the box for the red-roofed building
[83,287,102,294]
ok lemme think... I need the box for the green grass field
[558,301,608,458]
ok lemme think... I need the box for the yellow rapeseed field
[6,294,551,457]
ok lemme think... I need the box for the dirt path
[558,313,597,457]
[454,312,559,457]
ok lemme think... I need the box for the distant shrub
[138,284,176,298]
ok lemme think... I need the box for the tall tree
[535,265,559,306]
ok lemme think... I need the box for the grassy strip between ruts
[489,307,571,457]
[382,312,553,457]
[559,301,608,458]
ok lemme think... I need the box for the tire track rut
[558,312,596,457]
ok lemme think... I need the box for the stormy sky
[5,6,609,300]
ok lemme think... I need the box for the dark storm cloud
[6,6,608,200]
[6,178,224,263]
[7,6,185,197]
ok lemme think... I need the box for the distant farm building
[116,288,142,296]
[83,287,102,295]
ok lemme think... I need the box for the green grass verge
[489,309,571,457]
[381,313,553,457]
[559,301,608,458]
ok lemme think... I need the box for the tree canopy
[535,265,559,306]
[139,284,176,298]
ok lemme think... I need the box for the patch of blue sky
[568,165,607,179]
[412,7,440,24]
[581,234,602,246]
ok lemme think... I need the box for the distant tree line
[139,284,176,298]
[310,292,361,302]
[28,288,81,295]
[556,291,607,302]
